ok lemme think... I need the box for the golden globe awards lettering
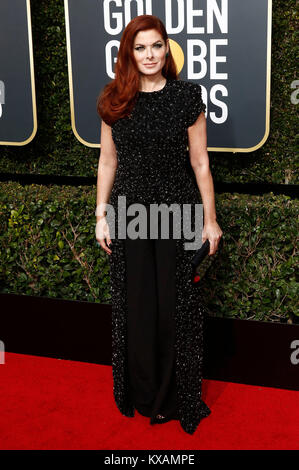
[65,0,271,150]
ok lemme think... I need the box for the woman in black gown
[96,14,223,435]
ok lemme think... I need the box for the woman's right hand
[96,217,112,255]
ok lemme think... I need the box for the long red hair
[97,15,179,126]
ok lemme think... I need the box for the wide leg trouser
[124,210,179,423]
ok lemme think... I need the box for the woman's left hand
[202,221,223,255]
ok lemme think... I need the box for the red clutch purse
[191,238,223,284]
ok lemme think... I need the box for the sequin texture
[108,78,211,434]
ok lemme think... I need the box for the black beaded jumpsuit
[107,78,211,435]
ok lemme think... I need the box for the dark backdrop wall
[0,0,297,183]
[0,0,297,324]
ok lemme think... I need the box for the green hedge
[0,0,297,184]
[200,192,298,323]
[0,182,111,303]
[0,182,297,323]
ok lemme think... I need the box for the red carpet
[0,352,298,450]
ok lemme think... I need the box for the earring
[166,52,169,57]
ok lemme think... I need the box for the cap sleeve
[185,83,206,128]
